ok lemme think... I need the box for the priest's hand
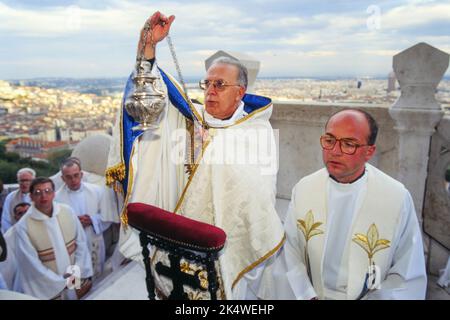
[138,11,175,60]
[78,215,92,228]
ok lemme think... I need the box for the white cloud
[381,2,450,30]
[362,49,399,56]
[0,2,142,37]
[262,17,308,28]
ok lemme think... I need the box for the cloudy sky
[0,0,449,79]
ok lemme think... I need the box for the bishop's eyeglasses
[199,79,241,91]
[320,134,370,155]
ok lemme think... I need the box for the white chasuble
[174,103,284,299]
[15,203,93,299]
[269,164,427,300]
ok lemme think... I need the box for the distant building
[5,137,77,160]
[388,71,397,93]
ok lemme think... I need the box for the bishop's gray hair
[210,57,248,89]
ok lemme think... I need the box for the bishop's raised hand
[138,11,176,60]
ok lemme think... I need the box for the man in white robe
[1,168,35,233]
[0,202,30,291]
[55,158,110,280]
[15,177,93,300]
[261,109,427,300]
[106,11,284,299]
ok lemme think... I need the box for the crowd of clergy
[0,158,121,299]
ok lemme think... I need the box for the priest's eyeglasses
[199,79,240,91]
[320,134,369,155]
[32,188,54,196]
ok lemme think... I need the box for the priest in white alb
[15,177,93,300]
[55,158,110,280]
[1,168,35,233]
[106,11,284,299]
[260,109,427,300]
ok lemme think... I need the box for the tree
[0,160,20,184]
[0,147,72,184]
[47,149,72,170]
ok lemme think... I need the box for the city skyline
[0,0,450,79]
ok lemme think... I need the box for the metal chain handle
[166,34,189,100]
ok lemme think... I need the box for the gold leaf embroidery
[353,236,371,255]
[296,210,324,286]
[352,223,391,263]
[297,210,324,241]
[353,224,391,299]
[309,229,324,238]
[367,224,379,252]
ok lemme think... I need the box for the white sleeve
[366,191,427,300]
[15,222,67,299]
[71,213,94,279]
[1,193,13,233]
[98,186,121,224]
[89,214,111,235]
[90,186,112,235]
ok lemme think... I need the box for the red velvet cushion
[127,202,226,251]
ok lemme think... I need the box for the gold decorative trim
[173,139,212,213]
[184,118,195,176]
[106,100,126,187]
[231,234,286,289]
[120,144,136,228]
[105,163,126,186]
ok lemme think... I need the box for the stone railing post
[389,43,449,226]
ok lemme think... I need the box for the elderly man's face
[322,110,376,183]
[204,63,245,120]
[17,171,33,194]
